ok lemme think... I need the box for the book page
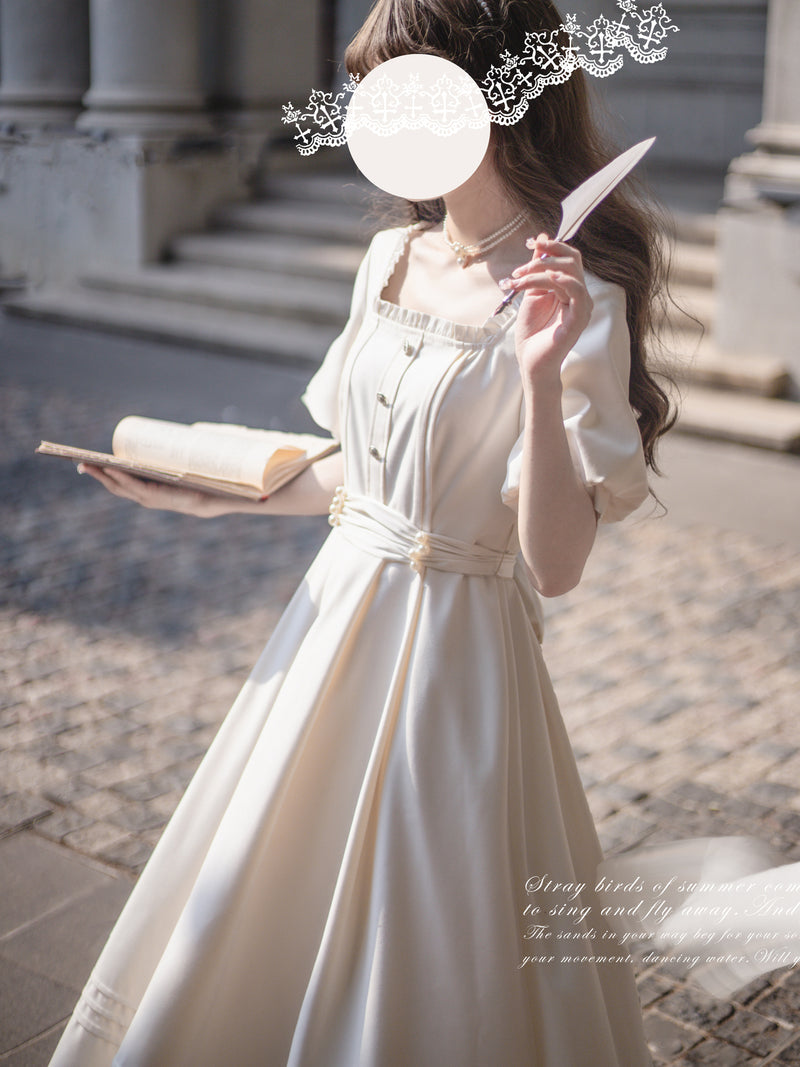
[112,416,282,489]
[36,441,270,498]
[190,425,339,493]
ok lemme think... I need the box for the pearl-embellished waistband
[328,487,516,578]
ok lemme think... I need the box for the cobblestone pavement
[2,345,800,1064]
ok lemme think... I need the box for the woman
[53,1,672,1064]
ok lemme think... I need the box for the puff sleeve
[301,238,376,441]
[501,275,650,524]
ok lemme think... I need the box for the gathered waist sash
[328,488,517,578]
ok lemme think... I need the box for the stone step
[666,210,717,247]
[225,191,717,274]
[212,199,716,295]
[669,333,790,398]
[259,141,354,178]
[82,262,353,324]
[659,283,716,332]
[3,286,339,365]
[213,199,382,244]
[262,170,375,210]
[89,266,778,400]
[65,269,789,402]
[668,239,717,289]
[7,285,798,453]
[171,231,365,282]
[174,230,714,304]
[264,175,722,252]
[676,386,800,452]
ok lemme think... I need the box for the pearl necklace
[443,211,527,268]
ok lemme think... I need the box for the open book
[36,416,339,500]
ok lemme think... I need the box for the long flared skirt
[50,531,651,1067]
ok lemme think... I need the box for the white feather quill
[555,136,656,242]
[493,136,655,313]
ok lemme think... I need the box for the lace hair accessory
[282,0,679,155]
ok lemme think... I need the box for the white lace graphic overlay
[281,0,679,155]
[346,71,489,138]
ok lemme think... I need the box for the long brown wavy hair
[345,0,676,471]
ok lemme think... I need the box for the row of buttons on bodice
[365,333,421,497]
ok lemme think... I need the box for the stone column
[334,0,372,70]
[0,0,90,127]
[748,0,800,154]
[77,0,211,134]
[203,0,321,130]
[716,0,800,391]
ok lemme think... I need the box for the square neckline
[374,225,522,344]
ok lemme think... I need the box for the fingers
[513,256,575,280]
[79,464,143,493]
[77,463,222,518]
[498,234,586,300]
[528,271,588,306]
[524,233,576,260]
[78,463,128,493]
[78,464,174,508]
[504,269,591,315]
[516,237,584,279]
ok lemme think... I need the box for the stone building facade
[0,0,320,284]
[716,0,800,382]
[0,0,797,385]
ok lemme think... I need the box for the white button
[402,339,413,355]
[369,446,381,460]
[376,392,390,406]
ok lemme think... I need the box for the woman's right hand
[77,464,230,518]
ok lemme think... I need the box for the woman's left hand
[502,234,593,389]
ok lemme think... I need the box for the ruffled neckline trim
[372,225,521,345]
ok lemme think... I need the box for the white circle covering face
[345,54,491,201]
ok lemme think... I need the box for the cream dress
[51,226,653,1067]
